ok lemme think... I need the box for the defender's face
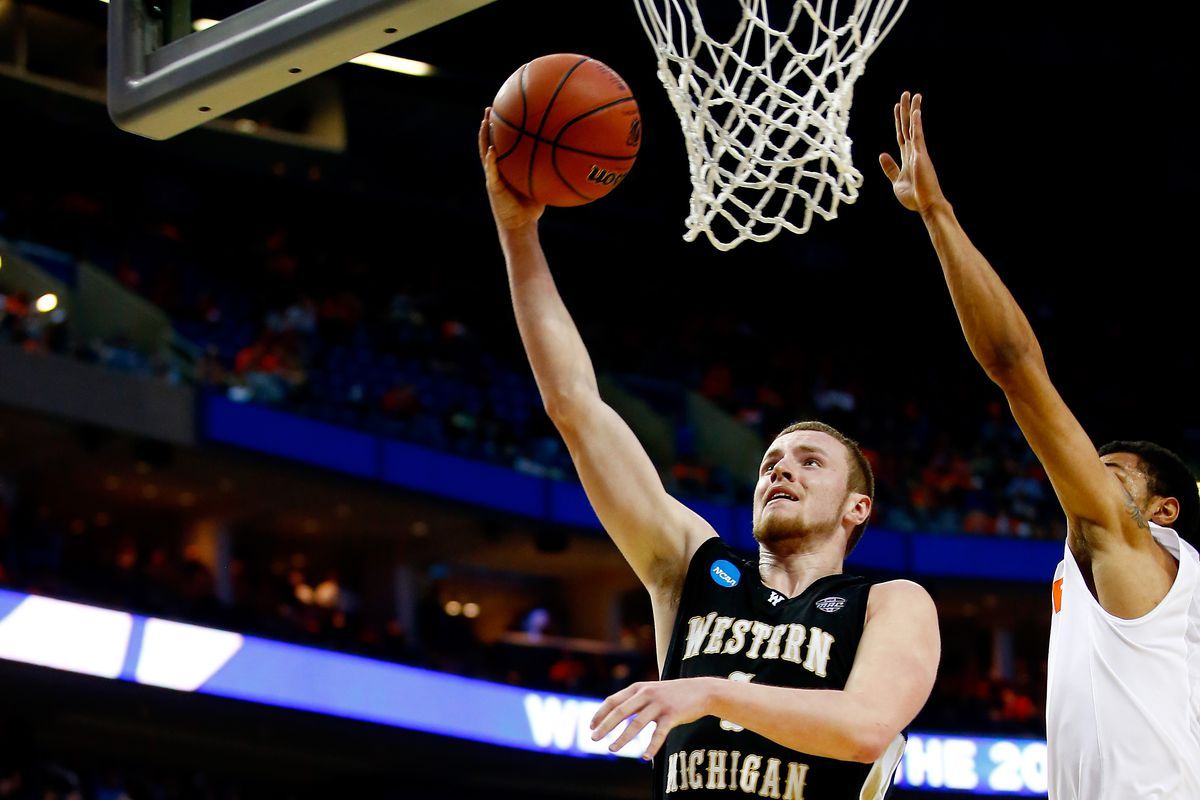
[1101,452,1152,508]
[752,430,855,541]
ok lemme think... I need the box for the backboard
[108,0,495,139]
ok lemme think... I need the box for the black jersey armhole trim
[659,536,728,679]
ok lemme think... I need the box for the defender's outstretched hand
[479,108,545,232]
[879,92,947,215]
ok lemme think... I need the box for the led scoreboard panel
[0,590,1048,796]
[895,734,1048,796]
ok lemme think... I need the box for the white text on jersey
[665,748,809,797]
[682,613,835,677]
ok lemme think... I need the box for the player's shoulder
[869,577,930,593]
[866,579,936,617]
[679,532,733,574]
[660,534,734,597]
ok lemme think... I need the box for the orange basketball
[489,54,641,207]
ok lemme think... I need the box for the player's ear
[1150,495,1180,527]
[846,493,871,527]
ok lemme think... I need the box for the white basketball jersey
[1046,522,1200,799]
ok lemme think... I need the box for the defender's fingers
[879,152,901,182]
[912,106,927,152]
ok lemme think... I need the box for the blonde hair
[774,421,874,554]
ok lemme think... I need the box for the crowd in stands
[0,167,1073,540]
[0,474,658,701]
[0,474,1045,735]
[920,649,1044,735]
[0,286,183,383]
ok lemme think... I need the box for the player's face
[751,430,856,543]
[1101,452,1153,510]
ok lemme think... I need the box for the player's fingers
[481,148,503,194]
[879,152,900,182]
[590,684,640,730]
[591,698,644,741]
[479,133,504,187]
[899,91,911,143]
[607,712,653,754]
[478,108,491,161]
[641,719,672,761]
[590,711,625,742]
[893,102,903,148]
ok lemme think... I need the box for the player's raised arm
[879,92,1175,616]
[479,109,716,601]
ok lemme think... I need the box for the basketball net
[634,0,908,250]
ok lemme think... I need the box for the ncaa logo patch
[816,596,845,613]
[710,560,741,588]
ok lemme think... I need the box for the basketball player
[480,109,939,799]
[880,91,1200,799]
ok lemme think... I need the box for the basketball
[489,53,641,207]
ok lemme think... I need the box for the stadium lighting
[35,293,58,313]
[191,19,435,76]
[348,52,436,77]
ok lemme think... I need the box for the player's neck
[757,544,844,599]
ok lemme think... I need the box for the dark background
[1,2,1195,798]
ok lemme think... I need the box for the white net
[634,0,908,250]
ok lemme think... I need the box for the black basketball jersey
[653,537,901,800]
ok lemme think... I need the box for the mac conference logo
[816,596,845,613]
[710,560,741,588]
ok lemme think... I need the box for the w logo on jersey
[767,591,785,606]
